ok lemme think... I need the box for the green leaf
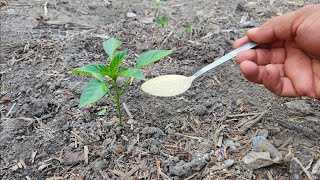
[110,49,128,74]
[136,50,173,68]
[98,108,107,116]
[79,80,110,107]
[182,23,193,33]
[155,16,169,27]
[103,37,122,59]
[119,68,145,80]
[71,64,110,82]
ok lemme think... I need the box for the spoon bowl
[141,75,195,97]
[141,42,258,97]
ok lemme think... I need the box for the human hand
[233,4,320,99]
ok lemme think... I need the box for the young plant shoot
[155,16,169,32]
[182,23,193,34]
[71,37,173,126]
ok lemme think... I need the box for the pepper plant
[71,37,173,126]
[182,23,193,34]
[155,16,169,32]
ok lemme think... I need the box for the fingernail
[248,27,259,34]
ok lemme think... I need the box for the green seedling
[153,0,166,7]
[182,23,193,34]
[155,16,169,32]
[71,37,173,126]
[103,0,112,5]
[98,109,107,116]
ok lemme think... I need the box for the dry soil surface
[1,0,320,179]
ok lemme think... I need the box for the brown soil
[1,0,319,179]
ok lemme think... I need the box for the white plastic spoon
[141,42,258,97]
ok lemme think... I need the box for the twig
[184,172,199,180]
[238,110,267,134]
[173,133,203,141]
[212,125,227,147]
[312,159,320,176]
[280,137,293,149]
[155,157,161,179]
[267,171,273,180]
[293,157,314,180]
[99,170,110,180]
[123,102,133,119]
[235,114,260,128]
[159,30,174,49]
[160,172,172,180]
[5,102,16,117]
[227,112,261,118]
[121,166,139,179]
[278,120,319,141]
[44,1,48,16]
[70,131,84,142]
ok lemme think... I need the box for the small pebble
[223,159,235,169]
[126,12,137,18]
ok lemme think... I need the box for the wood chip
[99,170,110,180]
[19,159,27,169]
[46,177,64,180]
[279,137,292,149]
[312,159,320,176]
[155,157,161,179]
[30,151,37,164]
[293,157,314,180]
[109,169,125,177]
[267,171,273,180]
[212,125,227,147]
[84,146,89,164]
[121,166,139,180]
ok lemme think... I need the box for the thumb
[247,8,302,43]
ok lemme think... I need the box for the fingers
[246,10,298,43]
[239,61,297,96]
[234,5,303,47]
[235,48,286,65]
[233,37,250,49]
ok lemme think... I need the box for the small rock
[215,148,224,161]
[285,100,312,114]
[140,17,153,24]
[224,139,235,147]
[127,145,135,153]
[194,105,208,116]
[141,127,165,138]
[256,129,269,138]
[150,144,159,154]
[11,165,19,171]
[169,150,210,177]
[223,159,235,169]
[64,151,83,166]
[196,10,204,16]
[92,160,107,171]
[203,100,214,108]
[126,12,137,18]
[243,170,254,179]
[253,136,282,159]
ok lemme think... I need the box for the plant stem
[113,80,123,126]
[107,90,116,103]
[120,77,132,95]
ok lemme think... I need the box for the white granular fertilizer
[141,75,195,97]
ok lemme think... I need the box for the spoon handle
[193,42,258,78]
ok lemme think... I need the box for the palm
[282,41,320,98]
[236,40,320,98]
